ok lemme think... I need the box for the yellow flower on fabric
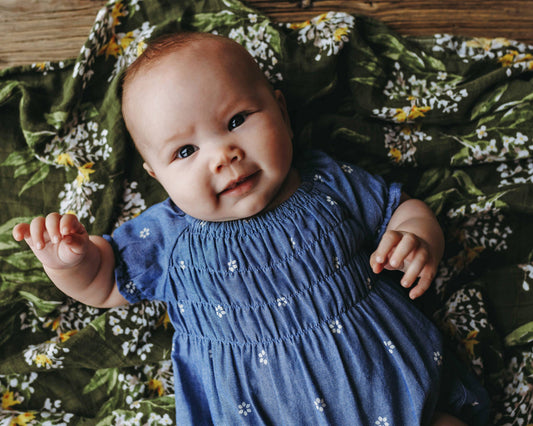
[288,20,311,30]
[157,312,171,329]
[120,31,135,51]
[56,153,74,167]
[2,390,22,410]
[462,330,480,357]
[334,27,349,42]
[76,162,95,186]
[10,412,35,426]
[498,52,515,67]
[110,1,127,27]
[59,330,78,342]
[407,106,431,120]
[389,148,402,163]
[393,108,407,123]
[137,40,147,57]
[44,316,61,331]
[99,35,122,58]
[316,13,328,24]
[148,378,165,397]
[34,354,52,368]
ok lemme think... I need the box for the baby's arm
[13,213,128,308]
[370,194,444,299]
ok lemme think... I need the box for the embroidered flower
[329,320,343,334]
[384,340,396,354]
[434,351,443,366]
[277,297,288,307]
[215,305,226,318]
[314,397,326,412]
[326,196,337,206]
[259,350,268,365]
[228,259,238,272]
[375,416,390,426]
[238,402,252,416]
[179,261,186,270]
[341,164,353,173]
[139,227,150,238]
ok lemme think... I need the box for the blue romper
[105,151,488,425]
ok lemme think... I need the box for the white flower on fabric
[277,297,288,307]
[124,281,137,295]
[259,350,268,365]
[333,257,340,269]
[290,237,296,249]
[329,320,342,334]
[139,227,150,238]
[375,416,390,426]
[384,340,396,354]
[215,305,226,318]
[178,303,184,314]
[326,196,337,206]
[314,397,326,412]
[313,174,324,182]
[434,351,443,366]
[179,261,186,270]
[228,259,238,272]
[476,125,488,139]
[341,164,353,174]
[239,402,252,416]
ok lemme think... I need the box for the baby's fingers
[371,231,401,272]
[408,266,435,299]
[12,223,31,242]
[29,216,48,250]
[59,213,85,237]
[45,213,63,244]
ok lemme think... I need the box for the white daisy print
[259,350,268,365]
[314,397,326,412]
[326,196,337,206]
[341,164,353,173]
[139,227,150,238]
[434,351,443,366]
[228,259,238,272]
[215,305,226,318]
[179,260,186,270]
[384,340,396,354]
[329,320,343,334]
[375,416,390,426]
[277,297,288,307]
[238,402,252,416]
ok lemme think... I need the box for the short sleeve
[103,199,184,304]
[307,151,402,248]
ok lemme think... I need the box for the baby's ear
[143,162,156,178]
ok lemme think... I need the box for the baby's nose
[211,146,244,172]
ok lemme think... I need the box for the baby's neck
[263,167,301,214]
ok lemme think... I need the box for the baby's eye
[176,145,198,159]
[228,113,245,131]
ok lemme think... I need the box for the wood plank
[0,0,531,70]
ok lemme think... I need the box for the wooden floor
[0,0,532,69]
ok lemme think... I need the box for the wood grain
[0,0,532,69]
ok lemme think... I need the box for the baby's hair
[121,31,221,98]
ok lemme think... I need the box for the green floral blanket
[1,0,532,424]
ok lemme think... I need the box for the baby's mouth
[218,171,260,196]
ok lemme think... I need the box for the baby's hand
[370,230,437,299]
[12,213,90,270]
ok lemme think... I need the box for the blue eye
[177,145,198,159]
[228,113,245,131]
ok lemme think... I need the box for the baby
[13,32,488,425]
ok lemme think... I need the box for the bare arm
[13,213,128,308]
[370,194,444,299]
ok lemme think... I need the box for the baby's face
[123,38,296,221]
